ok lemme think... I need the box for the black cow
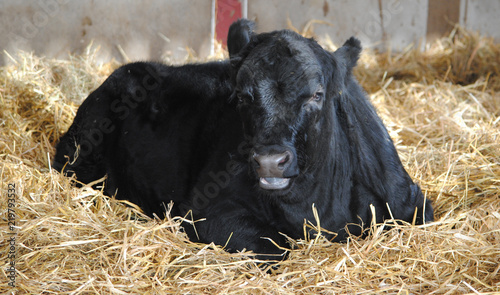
[54,19,433,259]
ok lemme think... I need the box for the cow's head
[227,19,361,193]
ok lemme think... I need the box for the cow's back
[54,61,234,216]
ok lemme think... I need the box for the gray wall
[248,0,429,50]
[461,0,500,40]
[1,0,499,66]
[0,0,213,65]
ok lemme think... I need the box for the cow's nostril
[277,154,290,170]
[253,158,260,168]
[252,153,261,168]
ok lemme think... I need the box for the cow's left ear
[333,37,362,72]
[227,19,255,58]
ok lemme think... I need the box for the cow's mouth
[259,177,291,190]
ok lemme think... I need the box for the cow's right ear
[227,19,255,58]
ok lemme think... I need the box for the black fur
[54,19,433,260]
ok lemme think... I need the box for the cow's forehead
[237,33,324,99]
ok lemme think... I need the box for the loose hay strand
[1,28,499,294]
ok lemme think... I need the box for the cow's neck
[272,127,353,239]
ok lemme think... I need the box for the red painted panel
[216,0,242,46]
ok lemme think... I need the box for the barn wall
[0,0,213,65]
[460,0,500,40]
[0,0,499,66]
[248,0,429,50]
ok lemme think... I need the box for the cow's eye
[303,91,324,111]
[237,94,247,104]
[307,92,323,105]
[237,92,253,105]
[312,92,323,102]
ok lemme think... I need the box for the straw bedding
[1,27,499,294]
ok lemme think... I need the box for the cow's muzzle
[252,147,298,190]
